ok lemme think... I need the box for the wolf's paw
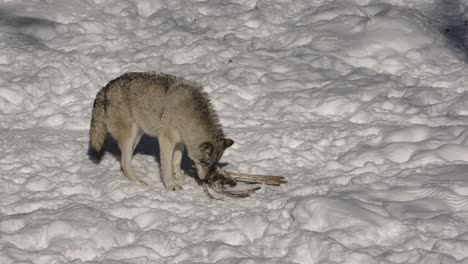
[167,184,182,192]
[174,172,188,181]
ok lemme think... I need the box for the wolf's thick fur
[89,72,233,191]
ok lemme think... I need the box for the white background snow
[1,0,468,263]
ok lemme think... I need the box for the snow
[2,0,468,263]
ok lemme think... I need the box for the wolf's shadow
[103,135,194,176]
[88,133,229,181]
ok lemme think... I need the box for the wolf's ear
[200,142,214,156]
[223,138,234,149]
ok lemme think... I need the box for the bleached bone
[201,177,260,199]
[211,180,261,198]
[202,182,217,200]
[215,167,288,186]
[195,165,287,199]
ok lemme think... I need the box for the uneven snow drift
[2,0,468,263]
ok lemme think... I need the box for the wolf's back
[89,87,108,161]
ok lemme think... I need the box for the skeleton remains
[192,165,288,199]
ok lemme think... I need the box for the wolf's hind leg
[117,122,147,185]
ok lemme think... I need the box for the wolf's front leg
[172,143,188,182]
[159,133,182,191]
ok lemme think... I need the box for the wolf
[88,72,233,191]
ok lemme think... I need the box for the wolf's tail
[88,87,108,162]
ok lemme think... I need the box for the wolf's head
[192,138,234,180]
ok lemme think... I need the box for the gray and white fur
[89,72,233,191]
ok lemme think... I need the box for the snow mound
[2,0,468,263]
[287,196,409,248]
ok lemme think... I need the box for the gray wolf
[88,72,233,191]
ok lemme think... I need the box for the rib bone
[215,167,288,186]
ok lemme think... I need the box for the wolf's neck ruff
[168,80,225,142]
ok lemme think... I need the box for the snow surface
[2,0,468,263]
